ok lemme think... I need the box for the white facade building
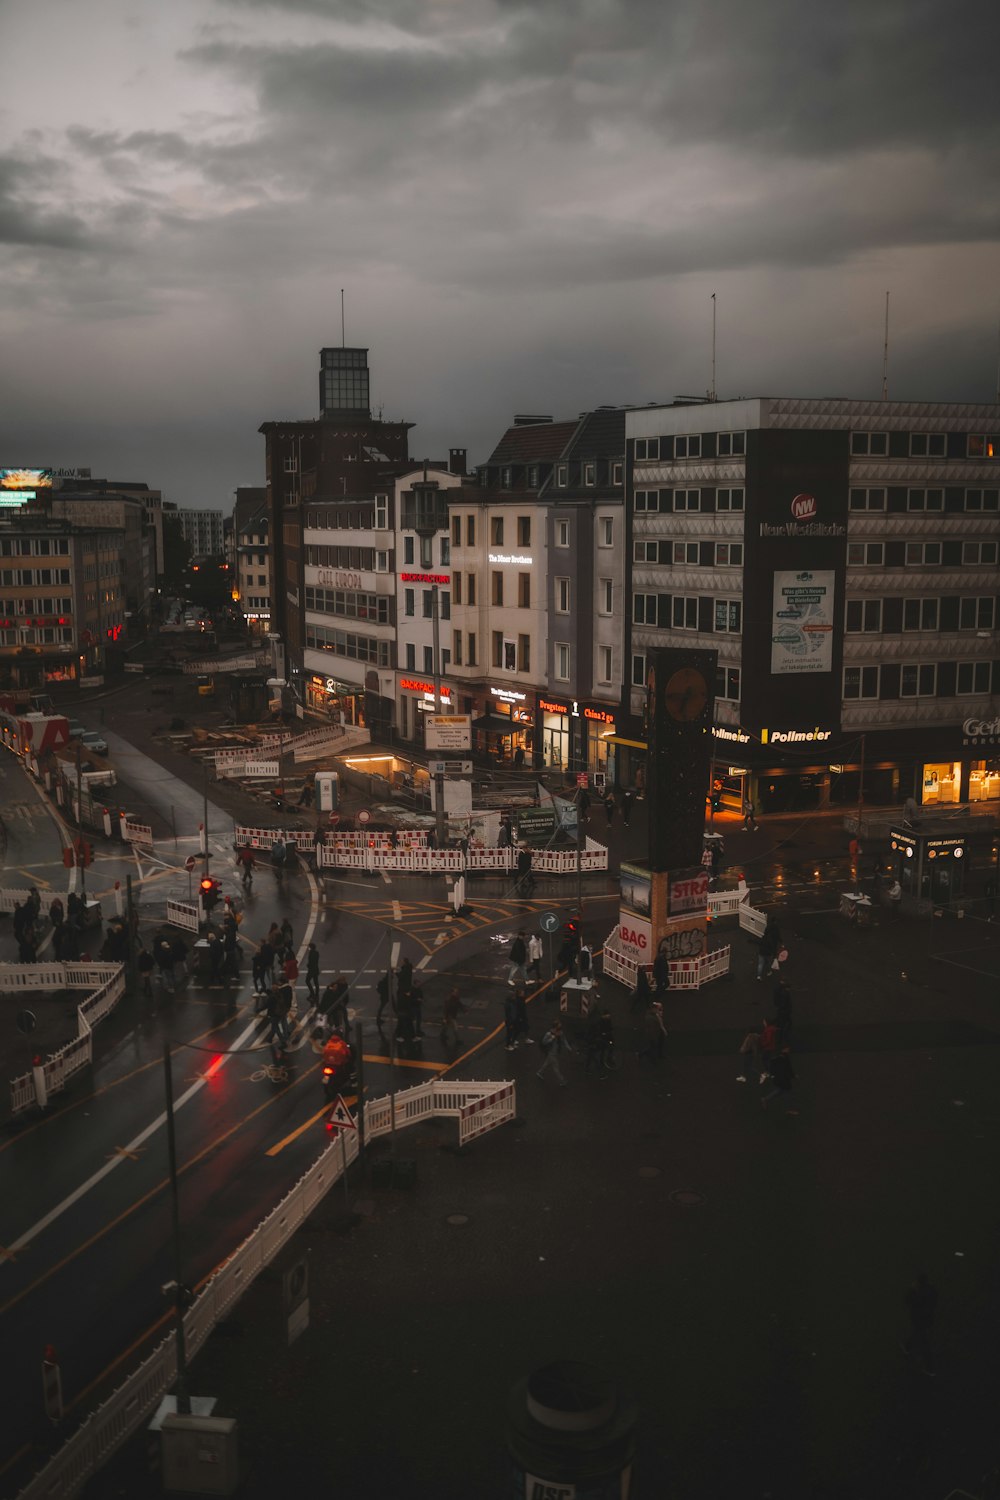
[177,508,225,557]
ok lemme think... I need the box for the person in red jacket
[737,1018,778,1084]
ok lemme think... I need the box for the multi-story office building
[0,511,125,688]
[624,396,1000,810]
[392,464,465,744]
[232,489,271,635]
[177,508,225,558]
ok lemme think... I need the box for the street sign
[576,772,589,789]
[356,809,372,826]
[428,759,473,777]
[184,855,197,872]
[539,912,560,933]
[326,1095,356,1132]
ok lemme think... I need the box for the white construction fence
[600,881,769,992]
[233,825,609,876]
[5,964,126,1118]
[14,1076,515,1500]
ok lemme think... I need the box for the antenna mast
[881,291,890,401]
[710,292,717,401]
[341,289,345,348]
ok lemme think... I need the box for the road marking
[380,868,391,886]
[391,937,400,968]
[392,899,403,920]
[105,1145,142,1162]
[0,1246,16,1264]
[362,1054,447,1071]
[416,953,433,969]
[265,1096,358,1157]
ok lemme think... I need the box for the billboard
[770,570,835,675]
[1,468,52,489]
[620,861,652,917]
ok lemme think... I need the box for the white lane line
[380,869,391,886]
[391,938,400,969]
[416,954,433,970]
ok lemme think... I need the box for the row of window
[629,653,741,702]
[304,587,391,625]
[0,537,71,557]
[633,541,743,567]
[634,432,747,462]
[402,534,450,568]
[635,488,745,513]
[450,514,616,548]
[403,589,451,620]
[848,540,998,567]
[0,597,72,616]
[304,503,387,532]
[844,661,997,699]
[0,569,72,586]
[304,622,392,667]
[304,545,386,571]
[850,487,999,512]
[852,431,998,458]
[633,594,743,634]
[402,642,452,675]
[499,462,624,491]
[490,572,531,607]
[845,596,995,633]
[0,627,74,645]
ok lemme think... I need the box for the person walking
[320,975,350,1033]
[900,1272,938,1375]
[136,943,155,999]
[887,878,902,918]
[760,1047,797,1113]
[154,934,176,994]
[507,929,528,987]
[440,987,467,1049]
[376,970,391,1025]
[631,966,653,1014]
[536,1019,572,1085]
[527,931,544,983]
[584,1009,615,1077]
[604,790,616,825]
[264,984,291,1051]
[652,947,671,998]
[305,942,321,1006]
[736,1017,778,1084]
[756,914,782,981]
[621,790,634,827]
[639,1000,667,1063]
[741,796,758,832]
[282,948,299,1004]
[503,989,520,1051]
[512,983,533,1048]
[410,978,425,1040]
[578,787,591,825]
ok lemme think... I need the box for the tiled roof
[563,408,625,458]
[484,420,580,466]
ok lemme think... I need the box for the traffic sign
[356,809,371,826]
[184,855,197,872]
[576,772,589,789]
[539,912,560,934]
[326,1095,356,1132]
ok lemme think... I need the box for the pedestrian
[48,895,64,929]
[514,843,534,896]
[901,1271,938,1374]
[556,928,579,976]
[280,917,293,951]
[440,986,467,1049]
[639,1000,667,1062]
[621,790,634,827]
[652,948,671,997]
[497,818,512,850]
[508,929,528,987]
[888,878,902,918]
[756,914,782,981]
[207,931,226,987]
[170,935,189,985]
[742,796,758,832]
[395,983,415,1046]
[136,943,155,998]
[584,1009,615,1077]
[527,931,544,983]
[305,942,320,1005]
[736,1018,778,1084]
[265,984,291,1050]
[536,1018,572,1085]
[630,966,653,1014]
[376,970,391,1024]
[760,1047,797,1113]
[398,956,414,1001]
[154,934,176,993]
[321,974,350,1034]
[513,745,525,770]
[503,989,519,1051]
[410,978,425,1040]
[578,787,591,824]
[282,949,299,1000]
[512,983,533,1047]
[604,790,616,825]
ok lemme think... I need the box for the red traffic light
[199,877,215,894]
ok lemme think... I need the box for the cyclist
[236,844,256,889]
[271,835,288,886]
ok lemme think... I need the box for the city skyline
[1,0,998,507]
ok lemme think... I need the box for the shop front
[306,672,365,726]
[537,695,573,772]
[469,686,533,763]
[397,675,453,746]
[581,704,619,778]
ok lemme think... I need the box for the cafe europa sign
[963,715,1000,746]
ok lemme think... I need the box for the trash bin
[506,1361,636,1499]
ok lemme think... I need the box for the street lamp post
[163,1043,191,1415]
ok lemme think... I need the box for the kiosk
[888,827,966,913]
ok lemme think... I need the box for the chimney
[449,448,467,476]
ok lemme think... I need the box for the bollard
[505,1362,637,1500]
[119,810,128,842]
[114,881,124,918]
[198,821,206,855]
[32,1054,48,1112]
[103,807,112,837]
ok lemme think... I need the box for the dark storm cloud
[0,153,92,250]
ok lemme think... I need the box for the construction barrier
[121,817,153,848]
[739,903,767,938]
[232,824,609,876]
[0,888,38,916]
[165,900,200,933]
[14,1076,514,1500]
[6,964,126,1118]
[601,930,732,992]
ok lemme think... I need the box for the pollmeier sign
[425,714,472,751]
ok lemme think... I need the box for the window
[451,515,462,546]
[555,643,570,680]
[404,588,415,617]
[673,541,700,565]
[846,600,883,633]
[633,541,659,563]
[556,464,568,487]
[376,551,389,572]
[600,517,614,546]
[518,634,530,672]
[612,462,623,486]
[374,495,388,529]
[674,434,701,458]
[716,666,740,701]
[556,518,570,547]
[555,577,570,613]
[905,542,942,566]
[849,488,886,511]
[422,590,433,619]
[901,663,937,696]
[583,463,596,486]
[466,515,476,546]
[405,643,416,669]
[714,542,743,566]
[492,631,503,668]
[967,435,999,458]
[423,645,434,673]
[716,487,744,511]
[847,542,884,566]
[468,633,477,666]
[501,467,512,489]
[453,630,462,666]
[492,571,504,606]
[672,596,699,630]
[903,598,939,631]
[717,431,746,456]
[491,516,504,545]
[634,439,660,461]
[283,455,298,472]
[403,536,414,564]
[674,489,701,511]
[963,541,999,564]
[600,579,613,614]
[631,652,646,686]
[964,489,999,510]
[598,645,613,683]
[517,516,531,546]
[527,466,539,489]
[467,572,476,605]
[957,661,991,694]
[634,490,660,512]
[440,537,450,566]
[441,592,451,620]
[453,571,462,605]
[909,433,946,457]
[907,488,943,511]
[633,594,659,625]
[959,596,995,630]
[715,599,741,633]
[518,574,531,608]
[850,432,888,456]
[844,666,879,699]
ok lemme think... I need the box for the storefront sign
[428,759,473,776]
[760,726,832,744]
[316,569,363,590]
[620,862,651,918]
[491,686,527,702]
[539,698,568,716]
[667,867,709,916]
[399,677,450,699]
[790,492,817,520]
[770,570,835,675]
[714,725,751,744]
[617,914,652,964]
[400,572,450,584]
[760,521,846,538]
[488,552,532,566]
[926,837,965,857]
[583,707,615,725]
[425,714,472,751]
[963,715,1000,745]
[889,831,916,856]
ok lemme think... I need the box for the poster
[620,862,652,918]
[770,570,835,675]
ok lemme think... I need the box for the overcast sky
[2,0,998,508]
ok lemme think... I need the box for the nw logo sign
[790,492,817,520]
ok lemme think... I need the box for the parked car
[67,720,87,740]
[81,730,109,756]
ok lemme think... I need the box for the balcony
[402,486,449,537]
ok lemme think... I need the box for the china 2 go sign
[617,914,652,964]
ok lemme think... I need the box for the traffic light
[199,877,220,914]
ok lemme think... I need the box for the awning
[604,735,647,750]
[472,713,517,735]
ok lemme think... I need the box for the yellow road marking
[104,1145,142,1162]
[0,1246,16,1264]
[265,1091,360,1156]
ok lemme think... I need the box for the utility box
[315,771,339,812]
[161,1413,238,1495]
